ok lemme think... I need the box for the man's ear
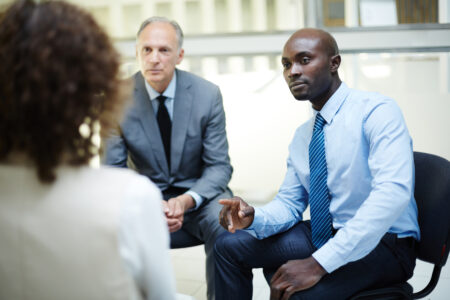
[176,48,185,65]
[330,54,341,73]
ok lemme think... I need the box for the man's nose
[289,63,302,77]
[149,51,160,63]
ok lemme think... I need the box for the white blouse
[118,174,177,300]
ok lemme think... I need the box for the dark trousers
[214,221,416,300]
[163,186,231,300]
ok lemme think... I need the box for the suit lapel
[171,70,193,174]
[134,73,169,176]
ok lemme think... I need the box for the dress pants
[214,221,416,300]
[164,188,231,300]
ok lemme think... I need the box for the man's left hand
[163,194,195,233]
[166,194,195,217]
[270,256,327,300]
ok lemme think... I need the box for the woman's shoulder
[92,166,159,194]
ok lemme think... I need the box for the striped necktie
[309,113,332,249]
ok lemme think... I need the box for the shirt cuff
[311,241,343,273]
[185,190,204,210]
[242,208,263,239]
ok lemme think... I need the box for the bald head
[285,28,339,57]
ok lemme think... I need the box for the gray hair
[137,16,184,50]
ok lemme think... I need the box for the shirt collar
[145,71,177,101]
[312,82,349,125]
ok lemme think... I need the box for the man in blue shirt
[214,28,419,300]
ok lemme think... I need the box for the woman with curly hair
[0,1,175,299]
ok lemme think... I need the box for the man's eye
[301,57,310,64]
[282,62,291,69]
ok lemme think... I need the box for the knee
[214,231,249,263]
[214,231,233,258]
[201,216,226,244]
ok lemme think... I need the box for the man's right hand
[218,196,255,233]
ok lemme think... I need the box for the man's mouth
[289,81,307,90]
[147,69,162,73]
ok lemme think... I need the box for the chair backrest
[414,152,450,266]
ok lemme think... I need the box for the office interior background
[1,0,449,299]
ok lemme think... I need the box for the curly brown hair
[0,0,130,183]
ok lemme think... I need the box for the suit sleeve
[103,127,129,168]
[190,87,232,201]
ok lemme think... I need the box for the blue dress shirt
[246,82,420,273]
[144,73,204,209]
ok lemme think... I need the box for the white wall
[206,52,450,202]
[340,53,450,160]
[210,71,312,201]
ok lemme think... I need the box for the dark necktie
[309,113,332,249]
[156,95,171,169]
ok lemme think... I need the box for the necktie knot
[157,95,167,105]
[313,113,326,132]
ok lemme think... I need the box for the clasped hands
[219,196,327,300]
[162,194,195,233]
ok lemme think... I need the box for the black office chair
[350,152,450,299]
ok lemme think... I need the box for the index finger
[270,265,283,285]
[281,286,295,300]
[166,199,177,217]
[218,198,240,206]
[161,200,170,214]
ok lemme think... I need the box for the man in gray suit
[104,17,232,300]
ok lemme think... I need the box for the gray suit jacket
[105,69,232,201]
